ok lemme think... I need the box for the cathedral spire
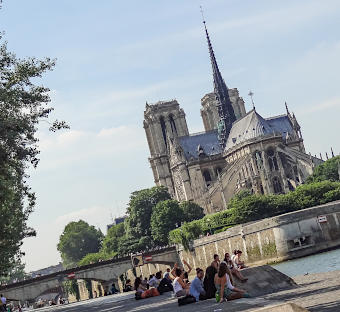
[200,7,236,148]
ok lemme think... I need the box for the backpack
[135,292,142,300]
[178,295,196,306]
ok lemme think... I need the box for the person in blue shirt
[189,268,206,302]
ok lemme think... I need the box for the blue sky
[1,0,340,271]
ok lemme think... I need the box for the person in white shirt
[148,272,161,288]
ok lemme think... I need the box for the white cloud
[55,206,110,231]
[298,97,340,114]
[36,124,147,171]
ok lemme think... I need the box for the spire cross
[200,5,206,24]
[248,90,255,109]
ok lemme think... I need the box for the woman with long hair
[203,265,217,299]
[214,263,249,302]
[173,267,190,297]
[222,253,248,282]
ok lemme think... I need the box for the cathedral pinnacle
[200,6,236,148]
[248,90,255,110]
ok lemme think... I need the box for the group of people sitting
[134,250,251,305]
[134,268,174,299]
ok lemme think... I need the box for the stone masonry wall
[179,200,340,274]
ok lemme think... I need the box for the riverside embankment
[178,200,340,269]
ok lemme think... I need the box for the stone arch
[202,169,212,186]
[266,147,279,171]
[254,150,263,171]
[159,116,167,147]
[168,114,177,136]
[272,176,283,194]
[215,167,222,176]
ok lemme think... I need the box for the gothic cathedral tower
[143,100,189,196]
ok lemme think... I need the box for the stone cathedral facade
[143,22,322,214]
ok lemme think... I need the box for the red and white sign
[317,215,327,223]
[144,255,152,262]
[67,272,76,279]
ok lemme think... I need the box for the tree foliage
[57,220,103,268]
[180,201,204,222]
[0,260,29,284]
[77,186,205,265]
[306,156,340,183]
[125,186,171,238]
[101,222,125,255]
[151,200,184,245]
[0,35,68,276]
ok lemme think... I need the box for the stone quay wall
[179,200,340,269]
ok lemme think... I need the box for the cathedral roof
[225,109,294,151]
[178,130,221,160]
[176,110,294,159]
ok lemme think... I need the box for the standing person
[222,253,247,282]
[211,254,220,271]
[214,263,249,303]
[189,268,206,302]
[0,294,6,312]
[173,268,190,297]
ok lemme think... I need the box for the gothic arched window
[169,114,177,135]
[215,167,222,176]
[267,147,279,171]
[160,116,167,147]
[254,150,263,171]
[273,176,283,194]
[203,170,212,186]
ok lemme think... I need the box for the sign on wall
[317,215,327,223]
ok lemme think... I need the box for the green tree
[101,223,125,254]
[57,220,103,268]
[180,201,205,222]
[0,260,29,284]
[0,35,68,276]
[125,186,171,238]
[306,156,340,183]
[151,200,184,245]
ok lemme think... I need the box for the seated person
[234,250,246,269]
[173,268,190,297]
[222,253,247,282]
[158,275,173,294]
[171,260,192,279]
[203,265,217,299]
[163,268,173,281]
[134,277,160,299]
[214,263,249,302]
[211,254,220,271]
[148,272,161,288]
[189,268,206,302]
[123,279,133,292]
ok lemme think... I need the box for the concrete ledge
[252,302,309,312]
[233,265,297,297]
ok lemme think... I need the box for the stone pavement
[34,269,340,311]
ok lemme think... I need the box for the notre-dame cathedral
[143,21,322,214]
